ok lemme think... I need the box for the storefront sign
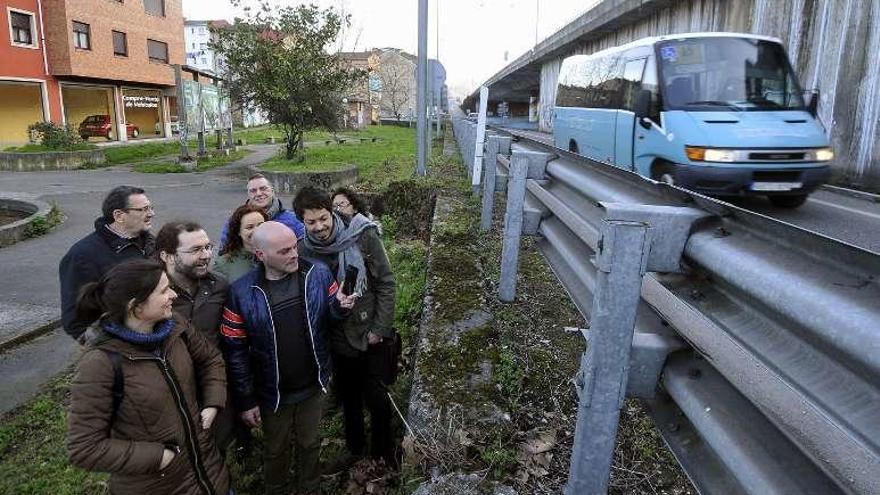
[123,95,160,108]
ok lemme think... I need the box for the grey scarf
[302,212,376,296]
[265,197,282,219]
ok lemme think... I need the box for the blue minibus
[553,32,833,207]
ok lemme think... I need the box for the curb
[0,318,61,354]
[821,185,880,202]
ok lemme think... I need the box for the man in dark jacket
[59,186,155,342]
[218,173,305,250]
[156,220,247,452]
[221,221,355,495]
[294,187,397,468]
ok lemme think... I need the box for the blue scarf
[103,319,176,347]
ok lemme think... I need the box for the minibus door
[615,58,647,170]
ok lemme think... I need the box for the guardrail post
[499,150,551,301]
[480,136,501,231]
[498,152,529,302]
[565,217,649,495]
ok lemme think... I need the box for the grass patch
[0,373,108,494]
[104,141,187,164]
[233,125,334,145]
[131,149,251,173]
[4,143,97,152]
[23,203,63,239]
[262,126,418,188]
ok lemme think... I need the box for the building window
[9,10,36,47]
[112,30,127,56]
[72,21,90,50]
[147,39,168,63]
[144,0,165,17]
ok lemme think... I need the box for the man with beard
[218,174,304,251]
[156,221,246,452]
[293,186,397,469]
[59,185,156,343]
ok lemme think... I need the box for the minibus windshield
[657,37,806,112]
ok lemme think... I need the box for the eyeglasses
[248,185,272,195]
[180,243,214,255]
[333,200,351,209]
[125,204,154,213]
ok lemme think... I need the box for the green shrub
[26,122,87,151]
[23,203,62,239]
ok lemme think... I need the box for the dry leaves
[516,429,558,482]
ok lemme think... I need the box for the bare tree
[376,50,416,121]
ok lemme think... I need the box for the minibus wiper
[686,101,743,111]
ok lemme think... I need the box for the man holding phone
[293,187,398,470]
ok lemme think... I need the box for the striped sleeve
[327,280,339,297]
[221,307,247,339]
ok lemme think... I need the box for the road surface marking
[808,198,880,221]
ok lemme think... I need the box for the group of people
[59,174,398,495]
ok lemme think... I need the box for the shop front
[121,88,165,139]
[0,80,47,146]
[61,84,119,142]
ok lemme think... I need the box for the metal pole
[480,136,500,231]
[471,85,488,189]
[565,219,649,495]
[499,151,530,302]
[416,0,428,176]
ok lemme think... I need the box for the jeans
[260,392,324,495]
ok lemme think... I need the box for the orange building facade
[0,0,184,145]
[0,0,63,144]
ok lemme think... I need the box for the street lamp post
[416,0,428,176]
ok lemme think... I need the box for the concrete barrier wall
[535,0,880,188]
[0,150,106,171]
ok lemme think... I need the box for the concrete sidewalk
[0,145,283,411]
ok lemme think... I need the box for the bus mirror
[807,90,819,117]
[635,90,651,128]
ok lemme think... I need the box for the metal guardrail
[450,117,880,495]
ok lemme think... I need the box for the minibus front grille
[748,152,806,161]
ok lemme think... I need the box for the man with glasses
[218,173,305,251]
[59,186,156,343]
[156,220,248,453]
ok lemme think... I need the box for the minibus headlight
[685,147,736,162]
[814,148,834,161]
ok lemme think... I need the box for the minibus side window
[621,58,647,111]
[642,56,661,125]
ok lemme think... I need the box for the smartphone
[342,265,359,295]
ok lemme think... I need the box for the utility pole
[416,0,428,176]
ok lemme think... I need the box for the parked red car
[78,115,140,140]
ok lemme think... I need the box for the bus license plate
[751,182,803,191]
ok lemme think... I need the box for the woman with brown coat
[67,259,231,494]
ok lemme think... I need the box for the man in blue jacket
[218,174,304,250]
[221,221,355,495]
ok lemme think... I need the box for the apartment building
[0,0,185,145]
[0,0,62,145]
[42,0,185,141]
[183,19,229,75]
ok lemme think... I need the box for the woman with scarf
[293,186,398,470]
[67,259,231,494]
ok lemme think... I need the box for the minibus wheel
[768,194,808,208]
[651,162,676,185]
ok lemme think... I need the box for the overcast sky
[182,0,600,97]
